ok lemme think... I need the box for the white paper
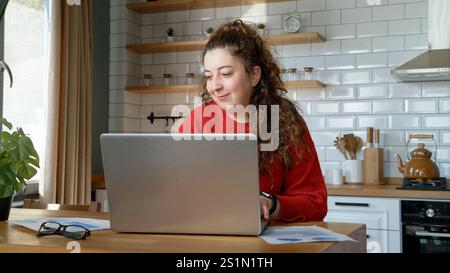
[11,217,111,232]
[259,225,357,244]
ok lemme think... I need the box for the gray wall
[91,0,109,173]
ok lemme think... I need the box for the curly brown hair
[201,20,310,174]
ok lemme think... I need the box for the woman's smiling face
[203,48,260,110]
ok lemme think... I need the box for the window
[2,0,46,182]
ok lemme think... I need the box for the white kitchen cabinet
[325,196,401,253]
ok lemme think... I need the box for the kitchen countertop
[326,182,450,200]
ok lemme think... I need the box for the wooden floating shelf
[126,80,325,93]
[127,32,325,54]
[127,0,287,14]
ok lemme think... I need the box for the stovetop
[397,177,449,191]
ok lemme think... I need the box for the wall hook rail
[147,112,183,127]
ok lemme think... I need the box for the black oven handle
[335,202,369,207]
[415,231,450,238]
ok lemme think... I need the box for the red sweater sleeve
[275,126,328,222]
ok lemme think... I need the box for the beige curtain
[41,0,92,205]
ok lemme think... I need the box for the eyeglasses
[37,221,91,240]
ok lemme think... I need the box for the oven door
[403,224,450,253]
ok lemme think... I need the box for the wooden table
[0,209,366,253]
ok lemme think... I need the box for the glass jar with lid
[143,74,153,86]
[186,73,197,85]
[280,68,287,81]
[163,73,173,86]
[287,68,298,81]
[304,67,314,80]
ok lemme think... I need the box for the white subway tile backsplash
[341,38,371,54]
[385,146,408,162]
[242,3,267,16]
[311,40,341,55]
[153,52,178,64]
[255,15,283,29]
[421,17,428,33]
[384,162,403,178]
[297,56,326,71]
[165,92,190,104]
[310,131,338,145]
[373,99,405,114]
[296,89,326,101]
[422,82,450,97]
[327,86,356,100]
[342,101,372,115]
[142,12,165,25]
[389,83,422,98]
[165,10,189,23]
[405,2,428,18]
[357,0,388,7]
[326,116,355,129]
[373,68,400,83]
[423,116,450,129]
[312,10,341,26]
[178,21,203,36]
[383,131,405,145]
[389,115,421,129]
[357,116,388,129]
[189,8,215,21]
[281,44,311,57]
[405,98,438,113]
[326,146,345,161]
[311,101,340,115]
[342,70,372,84]
[373,4,404,21]
[439,163,450,177]
[141,93,165,105]
[373,36,405,52]
[357,53,388,69]
[141,118,167,133]
[388,19,421,35]
[269,1,297,15]
[440,99,450,113]
[326,0,356,9]
[304,116,326,130]
[342,7,372,24]
[216,6,242,19]
[316,71,342,85]
[405,34,428,50]
[298,0,326,12]
[297,101,311,115]
[358,84,389,99]
[326,24,356,40]
[357,21,388,38]
[316,146,326,161]
[441,131,450,145]
[326,55,356,70]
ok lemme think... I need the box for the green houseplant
[0,117,40,221]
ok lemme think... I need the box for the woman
[178,20,327,223]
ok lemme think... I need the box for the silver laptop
[100,133,268,236]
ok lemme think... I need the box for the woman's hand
[260,195,280,221]
[260,195,272,220]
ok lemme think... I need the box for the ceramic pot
[0,195,13,221]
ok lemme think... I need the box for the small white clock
[283,15,302,33]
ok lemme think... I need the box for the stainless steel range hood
[392,0,450,82]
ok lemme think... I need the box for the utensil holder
[363,148,384,185]
[344,160,363,184]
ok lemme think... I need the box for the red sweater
[178,101,328,222]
